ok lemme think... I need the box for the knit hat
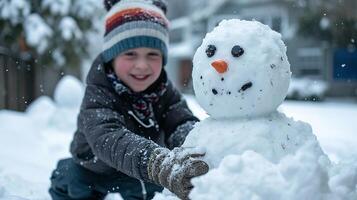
[102,0,169,65]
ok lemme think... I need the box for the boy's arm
[79,85,159,182]
[161,83,199,149]
[81,85,208,199]
[166,119,196,149]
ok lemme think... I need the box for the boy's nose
[135,59,149,70]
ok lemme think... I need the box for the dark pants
[49,158,163,200]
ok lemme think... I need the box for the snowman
[176,19,357,200]
[185,18,322,168]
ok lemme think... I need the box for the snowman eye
[206,45,216,57]
[231,45,244,57]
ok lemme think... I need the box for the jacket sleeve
[78,85,159,181]
[160,83,199,149]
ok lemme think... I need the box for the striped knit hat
[102,0,169,65]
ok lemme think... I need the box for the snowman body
[183,112,323,168]
[182,112,333,200]
[183,19,322,164]
[154,19,357,200]
[181,19,345,200]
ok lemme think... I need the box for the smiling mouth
[239,82,253,92]
[131,75,150,81]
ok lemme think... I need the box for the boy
[49,0,209,199]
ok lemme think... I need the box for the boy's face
[113,47,163,92]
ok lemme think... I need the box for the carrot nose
[211,59,228,74]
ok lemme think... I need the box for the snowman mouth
[239,82,253,92]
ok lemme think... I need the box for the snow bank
[0,75,124,200]
[0,75,83,199]
[184,112,318,165]
[287,77,328,100]
[53,75,84,108]
[154,109,357,200]
[190,142,332,200]
[181,112,356,200]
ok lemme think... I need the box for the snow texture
[154,19,357,200]
[42,0,70,16]
[287,77,328,99]
[184,112,319,166]
[53,75,84,108]
[72,0,104,19]
[1,0,103,68]
[192,19,291,119]
[0,78,357,199]
[59,16,82,41]
[183,115,341,200]
[0,76,124,200]
[24,14,53,54]
[52,49,66,67]
[0,15,356,198]
[0,0,30,25]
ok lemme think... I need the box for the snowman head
[192,19,291,119]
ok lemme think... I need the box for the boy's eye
[148,52,161,58]
[149,53,160,56]
[124,52,136,56]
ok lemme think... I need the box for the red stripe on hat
[105,13,168,36]
[106,7,168,28]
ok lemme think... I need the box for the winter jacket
[70,54,198,182]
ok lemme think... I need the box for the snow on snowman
[154,19,357,200]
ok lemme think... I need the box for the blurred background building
[1,0,356,111]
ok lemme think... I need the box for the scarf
[106,71,167,131]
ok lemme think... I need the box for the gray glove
[147,147,209,200]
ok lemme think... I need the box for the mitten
[147,147,209,199]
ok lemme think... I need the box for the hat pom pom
[104,0,168,13]
[152,0,168,14]
[103,0,121,11]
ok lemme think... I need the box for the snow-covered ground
[0,76,356,199]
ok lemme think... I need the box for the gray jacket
[70,54,198,182]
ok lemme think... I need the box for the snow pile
[185,94,357,164]
[0,75,125,200]
[0,75,83,199]
[281,101,357,162]
[47,75,84,131]
[287,77,329,100]
[182,111,357,199]
[190,142,331,200]
[53,75,84,108]
[328,158,357,199]
[154,19,357,200]
[184,113,318,166]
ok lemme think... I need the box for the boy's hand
[147,147,209,200]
